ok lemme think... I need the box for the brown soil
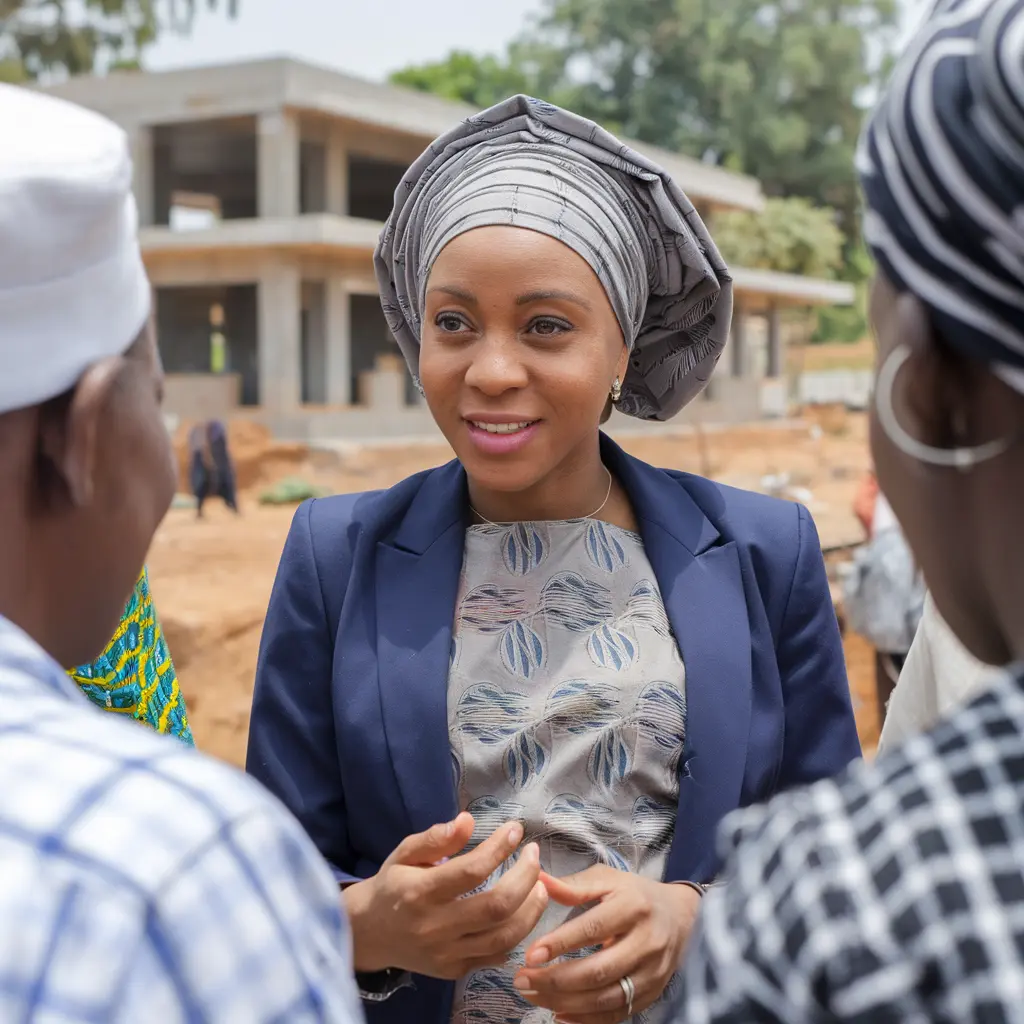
[150,409,880,768]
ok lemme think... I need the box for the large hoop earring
[875,345,1015,472]
[610,377,622,403]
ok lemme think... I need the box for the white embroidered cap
[0,84,150,415]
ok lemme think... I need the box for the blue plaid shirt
[0,614,364,1023]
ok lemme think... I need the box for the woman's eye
[529,318,571,336]
[435,313,466,333]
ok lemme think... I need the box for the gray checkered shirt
[672,666,1024,1023]
[0,614,364,1023]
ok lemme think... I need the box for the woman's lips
[464,419,541,455]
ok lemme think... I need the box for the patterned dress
[448,520,686,1024]
[68,567,194,745]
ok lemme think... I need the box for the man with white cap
[0,84,363,1021]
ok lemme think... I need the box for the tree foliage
[528,0,897,237]
[390,51,533,110]
[712,197,845,279]
[0,0,238,83]
[392,0,897,248]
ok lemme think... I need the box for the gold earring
[610,377,622,403]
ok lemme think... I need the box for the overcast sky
[147,0,546,81]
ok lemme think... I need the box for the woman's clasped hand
[342,812,549,979]
[346,814,702,1023]
[515,867,702,1024]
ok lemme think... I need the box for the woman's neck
[467,452,612,526]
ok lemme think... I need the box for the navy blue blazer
[247,434,860,1024]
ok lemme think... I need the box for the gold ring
[618,975,635,1017]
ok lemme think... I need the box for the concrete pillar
[730,304,747,378]
[766,305,782,378]
[325,276,351,404]
[128,124,155,228]
[258,110,300,219]
[258,259,302,410]
[326,128,348,216]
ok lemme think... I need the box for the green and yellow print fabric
[68,568,194,745]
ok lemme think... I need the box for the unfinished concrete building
[42,60,853,440]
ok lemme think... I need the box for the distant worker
[189,418,239,518]
[210,302,227,373]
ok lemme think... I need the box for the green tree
[713,197,845,279]
[390,50,533,109]
[520,0,899,242]
[0,0,238,83]
[391,0,898,247]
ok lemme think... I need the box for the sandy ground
[153,408,880,769]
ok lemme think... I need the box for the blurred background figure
[877,592,995,753]
[844,465,924,726]
[189,417,238,518]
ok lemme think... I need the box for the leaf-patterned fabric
[373,94,733,421]
[448,520,686,1024]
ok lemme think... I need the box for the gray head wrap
[373,95,733,420]
[858,0,1024,394]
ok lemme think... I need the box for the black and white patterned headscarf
[858,0,1024,394]
[373,95,733,421]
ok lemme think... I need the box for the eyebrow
[516,289,593,311]
[426,285,477,304]
[426,285,594,311]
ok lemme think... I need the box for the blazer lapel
[603,436,753,882]
[375,461,466,835]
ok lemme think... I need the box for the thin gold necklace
[469,467,614,527]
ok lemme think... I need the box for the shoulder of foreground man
[11,705,363,1020]
[131,741,364,1021]
[44,707,343,897]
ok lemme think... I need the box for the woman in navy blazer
[247,96,860,1024]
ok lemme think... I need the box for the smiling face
[419,225,629,502]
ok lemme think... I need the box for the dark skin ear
[36,356,126,509]
[887,292,982,452]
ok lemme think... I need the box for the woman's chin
[457,456,543,496]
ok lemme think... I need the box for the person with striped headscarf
[669,0,1024,1019]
